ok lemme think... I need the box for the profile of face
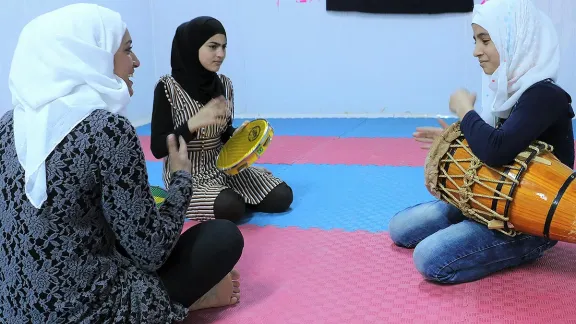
[198,33,227,72]
[472,23,500,75]
[113,29,140,96]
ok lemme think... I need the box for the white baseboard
[130,113,456,127]
[131,117,152,128]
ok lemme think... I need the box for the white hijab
[471,0,560,126]
[9,3,131,208]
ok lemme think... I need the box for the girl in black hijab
[150,16,293,223]
[171,16,226,105]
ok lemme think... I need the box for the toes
[230,269,240,280]
[233,286,240,293]
[230,294,240,305]
[232,280,240,288]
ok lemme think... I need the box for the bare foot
[189,269,240,311]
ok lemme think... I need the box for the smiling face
[472,23,500,75]
[198,33,226,72]
[113,29,140,96]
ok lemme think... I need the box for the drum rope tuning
[436,136,548,235]
[425,121,576,243]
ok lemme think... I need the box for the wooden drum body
[424,122,576,243]
[216,119,274,176]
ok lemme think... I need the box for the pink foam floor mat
[139,136,159,162]
[180,224,576,323]
[139,135,429,166]
[261,138,576,168]
[279,137,427,166]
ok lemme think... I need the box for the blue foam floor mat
[147,162,435,232]
[146,161,164,187]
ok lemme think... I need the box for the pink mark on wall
[277,0,315,6]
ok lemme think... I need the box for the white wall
[0,0,574,126]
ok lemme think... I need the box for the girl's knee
[389,200,462,248]
[413,239,456,284]
[204,219,245,253]
[252,183,293,213]
[389,202,435,247]
[270,182,293,211]
[214,189,246,222]
[388,213,416,248]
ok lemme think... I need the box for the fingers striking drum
[216,119,274,176]
[424,122,576,243]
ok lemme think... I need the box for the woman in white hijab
[0,3,243,322]
[390,0,574,284]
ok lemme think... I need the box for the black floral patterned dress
[0,109,192,323]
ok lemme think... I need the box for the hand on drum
[413,118,449,149]
[233,121,249,136]
[167,134,192,174]
[449,89,476,119]
[187,96,228,132]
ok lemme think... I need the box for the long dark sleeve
[460,83,571,167]
[98,114,194,272]
[150,82,197,159]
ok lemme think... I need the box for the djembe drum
[216,119,274,175]
[424,121,576,243]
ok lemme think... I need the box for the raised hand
[167,134,192,174]
[187,96,229,132]
[413,118,449,149]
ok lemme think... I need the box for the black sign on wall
[326,0,474,15]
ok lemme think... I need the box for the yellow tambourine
[216,119,274,175]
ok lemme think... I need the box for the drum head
[217,119,270,169]
[424,121,462,198]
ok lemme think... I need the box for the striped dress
[158,74,284,221]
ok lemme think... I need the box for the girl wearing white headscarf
[0,3,243,322]
[389,0,574,284]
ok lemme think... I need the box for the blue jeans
[389,200,557,284]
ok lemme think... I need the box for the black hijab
[171,16,226,104]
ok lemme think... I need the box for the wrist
[458,105,474,120]
[187,118,199,133]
